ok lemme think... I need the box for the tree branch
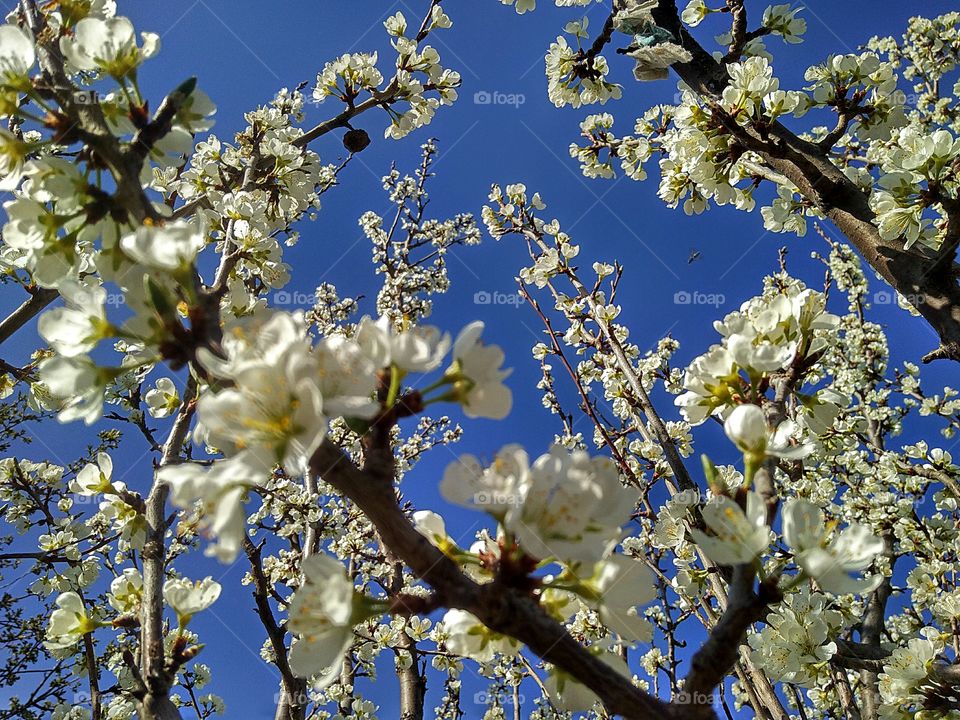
[244,537,302,719]
[651,0,960,362]
[308,438,682,720]
[139,376,198,720]
[0,288,59,347]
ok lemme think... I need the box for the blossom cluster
[3,1,960,718]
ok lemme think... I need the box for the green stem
[386,365,403,407]
[422,389,458,407]
[419,373,456,395]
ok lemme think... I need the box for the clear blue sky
[2,1,958,717]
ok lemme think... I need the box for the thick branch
[684,566,778,704]
[0,288,58,347]
[308,439,682,720]
[857,533,894,720]
[651,0,960,362]
[139,377,198,720]
[244,536,303,720]
[82,631,102,720]
[723,0,749,61]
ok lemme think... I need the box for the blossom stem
[386,365,403,408]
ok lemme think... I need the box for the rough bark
[310,439,690,720]
[649,0,960,363]
[138,378,197,720]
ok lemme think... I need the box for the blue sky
[3,0,959,717]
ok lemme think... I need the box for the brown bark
[649,0,960,363]
[309,439,684,720]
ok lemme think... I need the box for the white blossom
[440,444,528,515]
[355,315,450,373]
[38,282,112,358]
[447,321,512,419]
[724,404,812,460]
[119,221,205,271]
[144,377,180,418]
[163,577,221,626]
[108,569,143,614]
[287,554,368,687]
[72,452,114,496]
[158,455,257,563]
[440,609,519,662]
[60,16,159,78]
[783,499,884,595]
[46,592,97,650]
[690,492,772,566]
[504,445,635,566]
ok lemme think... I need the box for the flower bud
[724,404,768,454]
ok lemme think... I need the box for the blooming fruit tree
[0,1,959,720]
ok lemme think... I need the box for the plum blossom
[38,281,113,358]
[724,404,812,461]
[690,492,773,566]
[119,221,205,271]
[762,4,807,43]
[0,25,35,82]
[581,554,655,642]
[288,554,371,687]
[440,444,528,515]
[163,577,222,626]
[158,454,258,563]
[60,16,159,78]
[38,355,118,425]
[748,588,840,685]
[46,592,98,650]
[504,445,635,566]
[680,0,710,27]
[412,509,458,554]
[0,25,35,116]
[440,609,520,662]
[98,481,146,550]
[446,321,512,419]
[783,499,884,595]
[71,452,114,496]
[878,631,945,717]
[144,377,180,418]
[355,315,450,373]
[501,0,536,15]
[723,57,781,119]
[0,128,31,189]
[108,569,143,614]
[313,335,379,419]
[444,444,634,566]
[195,314,326,475]
[676,287,839,424]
